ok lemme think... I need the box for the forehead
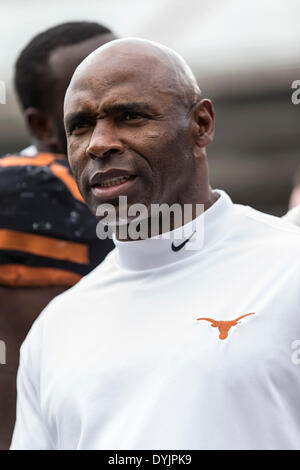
[65,58,179,114]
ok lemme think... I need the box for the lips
[96,175,131,188]
[90,169,136,188]
[89,169,137,200]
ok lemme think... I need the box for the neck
[34,140,66,156]
[114,186,219,242]
[113,190,233,271]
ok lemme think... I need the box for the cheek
[144,131,161,139]
[144,122,190,151]
[67,142,78,173]
[67,140,87,183]
[148,126,193,183]
[144,127,188,163]
[137,129,173,158]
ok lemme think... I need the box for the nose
[86,120,125,160]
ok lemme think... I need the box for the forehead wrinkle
[66,38,202,113]
[68,67,187,115]
[66,74,159,116]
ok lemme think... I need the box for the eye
[121,112,146,122]
[68,122,90,136]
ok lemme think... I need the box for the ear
[24,107,59,151]
[191,99,215,150]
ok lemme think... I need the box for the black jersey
[0,152,113,287]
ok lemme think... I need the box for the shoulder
[0,152,59,166]
[235,203,300,235]
[0,152,83,201]
[25,247,116,324]
[282,205,300,226]
[0,152,111,283]
[0,152,70,200]
[230,202,300,255]
[18,247,115,361]
[56,247,117,297]
[0,151,91,236]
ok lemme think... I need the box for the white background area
[1,0,299,89]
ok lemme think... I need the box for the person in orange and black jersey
[0,22,116,449]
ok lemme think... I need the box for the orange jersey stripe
[0,152,84,204]
[0,153,64,167]
[50,162,84,203]
[0,229,89,265]
[0,264,81,287]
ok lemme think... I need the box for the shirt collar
[113,190,234,271]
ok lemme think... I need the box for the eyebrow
[102,102,155,115]
[65,102,157,128]
[64,110,95,129]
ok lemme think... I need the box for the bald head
[66,38,201,110]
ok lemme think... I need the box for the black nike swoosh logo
[171,230,196,252]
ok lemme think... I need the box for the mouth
[90,170,137,199]
[95,175,133,188]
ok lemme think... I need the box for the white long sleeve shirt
[284,205,300,226]
[11,191,300,450]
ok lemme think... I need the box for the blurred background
[0,0,299,214]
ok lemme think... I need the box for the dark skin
[24,33,116,155]
[0,32,116,449]
[0,285,66,449]
[64,38,218,238]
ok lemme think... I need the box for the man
[11,38,300,450]
[15,21,116,156]
[0,22,116,449]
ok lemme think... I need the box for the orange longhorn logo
[197,313,255,340]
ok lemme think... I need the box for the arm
[0,286,66,449]
[10,354,52,450]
